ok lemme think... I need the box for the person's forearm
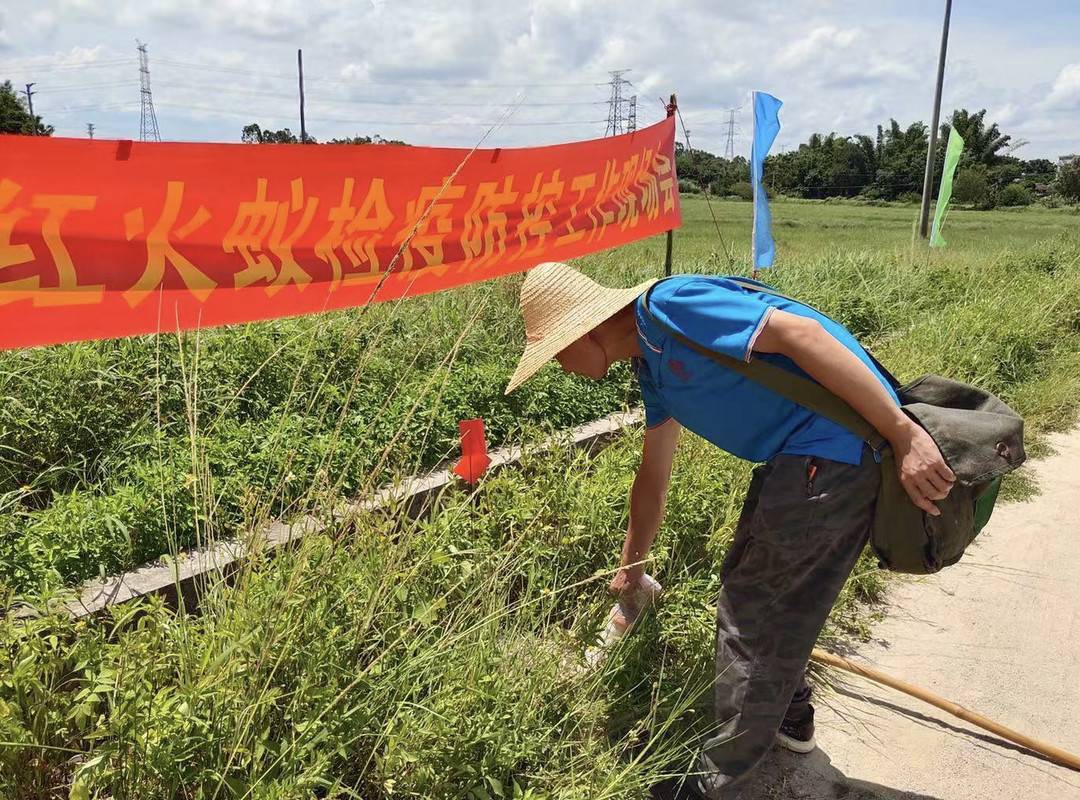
[620,474,667,581]
[784,322,914,445]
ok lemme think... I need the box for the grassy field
[2,197,1077,595]
[1,197,1079,798]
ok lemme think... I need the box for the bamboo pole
[811,648,1080,772]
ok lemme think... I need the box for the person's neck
[595,306,642,363]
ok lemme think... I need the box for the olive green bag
[643,279,1026,574]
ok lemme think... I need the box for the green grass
[2,197,1078,594]
[0,197,1078,797]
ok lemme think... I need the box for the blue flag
[751,91,783,269]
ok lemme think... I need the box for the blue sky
[0,0,1076,159]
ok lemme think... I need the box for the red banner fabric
[0,118,679,349]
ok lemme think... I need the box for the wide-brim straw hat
[505,262,659,395]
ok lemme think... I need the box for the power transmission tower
[86,123,95,139]
[136,39,161,142]
[723,108,740,159]
[604,70,633,136]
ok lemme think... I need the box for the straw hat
[505,262,659,394]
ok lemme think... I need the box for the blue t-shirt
[634,275,898,465]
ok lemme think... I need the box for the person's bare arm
[753,309,955,515]
[610,418,681,594]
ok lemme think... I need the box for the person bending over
[504,263,954,798]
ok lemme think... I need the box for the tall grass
[2,200,1077,594]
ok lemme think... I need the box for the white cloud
[778,25,859,67]
[29,10,58,37]
[0,13,12,51]
[1045,63,1080,110]
[0,0,1076,157]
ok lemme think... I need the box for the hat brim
[504,277,658,395]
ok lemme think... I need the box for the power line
[148,80,606,108]
[151,100,605,127]
[153,57,609,88]
[0,58,133,74]
[39,101,140,114]
[34,81,140,94]
[136,39,161,142]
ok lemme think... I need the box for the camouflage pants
[696,449,880,796]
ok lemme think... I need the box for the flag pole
[918,0,954,238]
[664,93,677,277]
[750,91,759,280]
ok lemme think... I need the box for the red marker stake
[453,418,491,484]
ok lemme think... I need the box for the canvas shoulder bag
[641,278,1026,574]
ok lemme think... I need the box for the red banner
[0,118,679,349]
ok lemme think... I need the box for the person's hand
[890,420,956,516]
[608,567,643,599]
[608,569,660,621]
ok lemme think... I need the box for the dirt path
[741,429,1080,800]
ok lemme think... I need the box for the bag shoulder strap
[641,284,887,451]
[725,276,902,390]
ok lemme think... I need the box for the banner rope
[672,102,736,271]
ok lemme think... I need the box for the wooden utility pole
[21,83,36,133]
[297,48,307,144]
[664,93,677,276]
[86,123,95,139]
[918,0,953,238]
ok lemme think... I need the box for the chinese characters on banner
[0,118,679,349]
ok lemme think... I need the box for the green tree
[0,80,53,135]
[998,182,1033,206]
[941,108,1010,166]
[241,123,307,144]
[675,144,747,194]
[952,166,990,206]
[765,132,875,199]
[327,133,407,145]
[1057,159,1080,202]
[867,120,929,200]
[730,180,753,201]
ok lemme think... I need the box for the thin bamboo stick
[811,648,1080,772]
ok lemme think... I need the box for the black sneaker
[775,704,817,754]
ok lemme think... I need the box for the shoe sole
[775,731,817,754]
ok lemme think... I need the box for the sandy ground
[739,429,1080,800]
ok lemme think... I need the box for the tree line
[2,81,1076,204]
[240,122,406,146]
[676,107,1079,206]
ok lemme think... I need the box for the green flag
[930,127,965,247]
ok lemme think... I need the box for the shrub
[953,166,990,205]
[998,183,1033,207]
[730,180,754,201]
[896,191,922,204]
[1058,158,1080,202]
[678,178,702,194]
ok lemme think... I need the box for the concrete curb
[62,409,643,619]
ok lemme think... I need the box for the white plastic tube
[585,573,662,666]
